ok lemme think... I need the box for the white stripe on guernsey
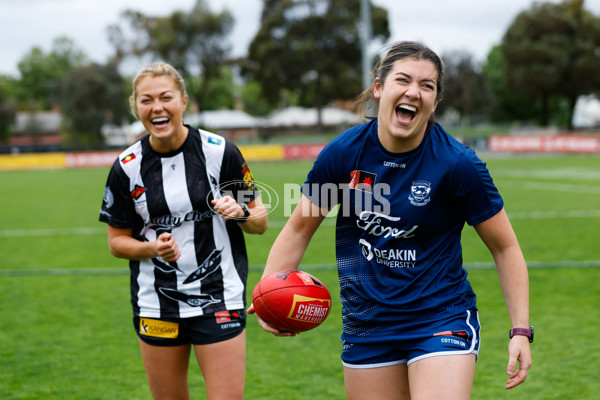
[117,143,161,318]
[161,153,199,316]
[499,180,600,194]
[201,130,245,310]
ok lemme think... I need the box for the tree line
[0,0,599,148]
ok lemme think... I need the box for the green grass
[1,154,599,399]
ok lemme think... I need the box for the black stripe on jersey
[130,260,141,314]
[141,145,179,317]
[225,220,249,304]
[154,266,179,316]
[184,136,227,312]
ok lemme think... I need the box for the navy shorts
[342,308,480,368]
[134,309,246,346]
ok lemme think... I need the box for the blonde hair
[355,41,444,120]
[128,62,188,119]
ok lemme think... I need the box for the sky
[2,0,600,77]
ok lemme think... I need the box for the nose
[405,83,420,99]
[151,99,164,112]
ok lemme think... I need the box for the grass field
[1,154,599,399]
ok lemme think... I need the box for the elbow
[245,218,268,235]
[257,220,269,235]
[107,239,128,259]
[252,219,269,235]
[108,243,122,259]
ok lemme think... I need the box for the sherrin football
[252,269,331,333]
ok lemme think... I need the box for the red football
[252,269,332,333]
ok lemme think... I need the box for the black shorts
[134,309,246,346]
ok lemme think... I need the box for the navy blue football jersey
[303,119,503,342]
[99,125,258,319]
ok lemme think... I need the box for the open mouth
[151,117,171,128]
[395,104,417,124]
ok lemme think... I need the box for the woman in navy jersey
[99,62,268,400]
[250,41,531,399]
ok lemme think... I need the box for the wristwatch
[237,203,251,223]
[509,326,534,343]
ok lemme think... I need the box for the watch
[237,203,251,223]
[509,326,534,343]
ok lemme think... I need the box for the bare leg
[408,354,476,400]
[193,330,246,400]
[138,338,191,400]
[344,363,411,400]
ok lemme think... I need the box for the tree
[59,62,128,145]
[243,0,389,127]
[186,66,236,111]
[502,0,600,128]
[108,0,234,110]
[0,81,17,144]
[16,36,87,110]
[241,81,273,117]
[436,50,494,125]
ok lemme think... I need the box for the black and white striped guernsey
[99,125,258,319]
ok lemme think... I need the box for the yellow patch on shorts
[139,318,179,339]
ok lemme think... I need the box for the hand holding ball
[252,269,331,333]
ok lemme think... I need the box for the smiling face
[135,75,188,153]
[374,58,440,153]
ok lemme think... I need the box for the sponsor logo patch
[208,136,222,145]
[139,318,179,338]
[215,310,232,323]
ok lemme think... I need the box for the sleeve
[302,137,347,209]
[220,140,259,205]
[98,160,142,229]
[451,148,504,226]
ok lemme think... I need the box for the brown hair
[128,62,188,119]
[355,41,444,120]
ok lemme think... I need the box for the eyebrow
[395,72,436,84]
[138,90,176,98]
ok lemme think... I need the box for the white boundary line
[1,209,600,237]
[499,181,600,194]
[0,227,106,237]
[2,260,600,277]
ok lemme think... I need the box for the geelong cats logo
[409,180,431,206]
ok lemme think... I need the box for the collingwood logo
[103,187,114,208]
[409,180,432,206]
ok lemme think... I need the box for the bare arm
[108,195,267,262]
[474,207,532,389]
[264,195,326,275]
[249,195,328,335]
[107,226,181,262]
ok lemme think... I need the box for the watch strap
[509,326,534,343]
[237,203,251,223]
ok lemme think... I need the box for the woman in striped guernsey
[99,62,268,400]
